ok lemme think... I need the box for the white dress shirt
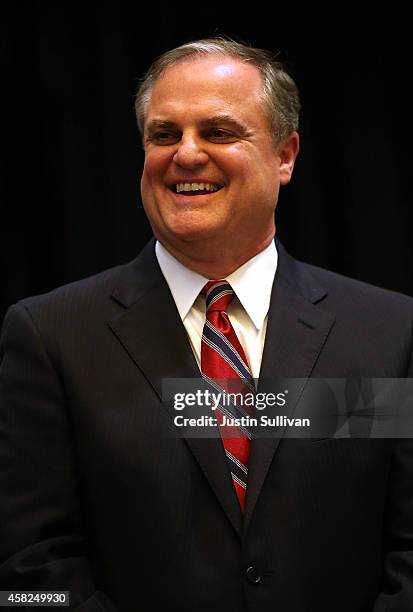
[155,241,278,380]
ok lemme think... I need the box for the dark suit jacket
[1,239,413,611]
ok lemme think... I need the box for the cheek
[214,147,251,181]
[142,149,170,182]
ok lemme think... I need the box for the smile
[173,182,223,194]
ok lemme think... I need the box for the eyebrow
[145,115,251,135]
[145,119,176,132]
[201,115,250,135]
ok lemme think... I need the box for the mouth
[169,181,224,196]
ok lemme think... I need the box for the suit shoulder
[300,259,413,314]
[7,258,146,330]
[19,263,127,308]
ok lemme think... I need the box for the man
[1,38,413,611]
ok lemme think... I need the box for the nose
[173,133,209,169]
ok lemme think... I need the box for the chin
[163,221,225,244]
[162,213,225,242]
[169,228,218,244]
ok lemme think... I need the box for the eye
[147,131,180,145]
[210,129,228,137]
[209,128,233,138]
[207,129,238,143]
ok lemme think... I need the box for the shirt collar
[155,241,208,321]
[155,240,278,330]
[225,241,277,329]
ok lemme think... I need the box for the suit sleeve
[373,320,413,611]
[0,303,118,611]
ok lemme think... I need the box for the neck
[157,231,275,278]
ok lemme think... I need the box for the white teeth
[175,182,221,193]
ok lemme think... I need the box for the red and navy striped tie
[201,280,254,511]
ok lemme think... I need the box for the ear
[278,131,300,185]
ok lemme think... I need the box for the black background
[2,3,412,324]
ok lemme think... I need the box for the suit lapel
[106,240,335,535]
[243,242,336,532]
[108,240,242,535]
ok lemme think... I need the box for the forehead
[145,57,265,124]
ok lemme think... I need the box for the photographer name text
[173,415,310,428]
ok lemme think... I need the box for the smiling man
[1,38,413,612]
[139,54,298,278]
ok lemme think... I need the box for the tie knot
[203,280,234,312]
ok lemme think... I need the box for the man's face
[141,56,298,256]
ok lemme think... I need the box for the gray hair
[135,37,300,146]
